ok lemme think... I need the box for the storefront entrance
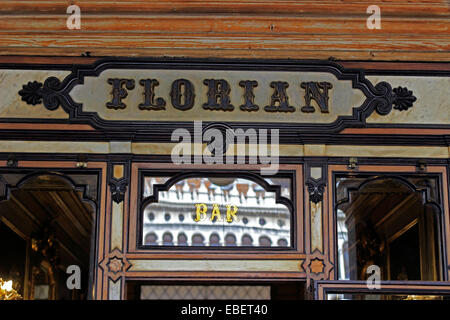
[0,58,448,301]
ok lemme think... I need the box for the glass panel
[327,293,450,300]
[336,175,443,281]
[143,176,170,197]
[142,176,292,247]
[264,177,292,200]
[140,285,270,300]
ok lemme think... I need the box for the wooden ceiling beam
[48,191,90,239]
[374,193,417,229]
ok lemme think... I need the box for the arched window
[277,238,288,247]
[177,233,187,246]
[192,234,205,246]
[209,233,221,246]
[162,232,173,245]
[145,233,158,245]
[241,234,253,246]
[259,236,272,247]
[225,233,237,246]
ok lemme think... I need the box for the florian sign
[104,77,333,114]
[17,59,416,135]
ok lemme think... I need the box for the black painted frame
[314,280,450,300]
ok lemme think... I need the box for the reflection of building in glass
[336,209,349,280]
[142,177,291,247]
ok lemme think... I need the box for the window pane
[327,293,450,300]
[140,285,271,300]
[336,175,443,281]
[142,175,292,248]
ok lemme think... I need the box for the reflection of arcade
[336,176,442,282]
[142,176,292,247]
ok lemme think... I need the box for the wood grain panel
[0,1,448,16]
[0,34,447,58]
[0,0,447,60]
[0,16,447,35]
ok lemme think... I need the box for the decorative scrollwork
[18,77,64,111]
[372,82,394,116]
[372,81,416,115]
